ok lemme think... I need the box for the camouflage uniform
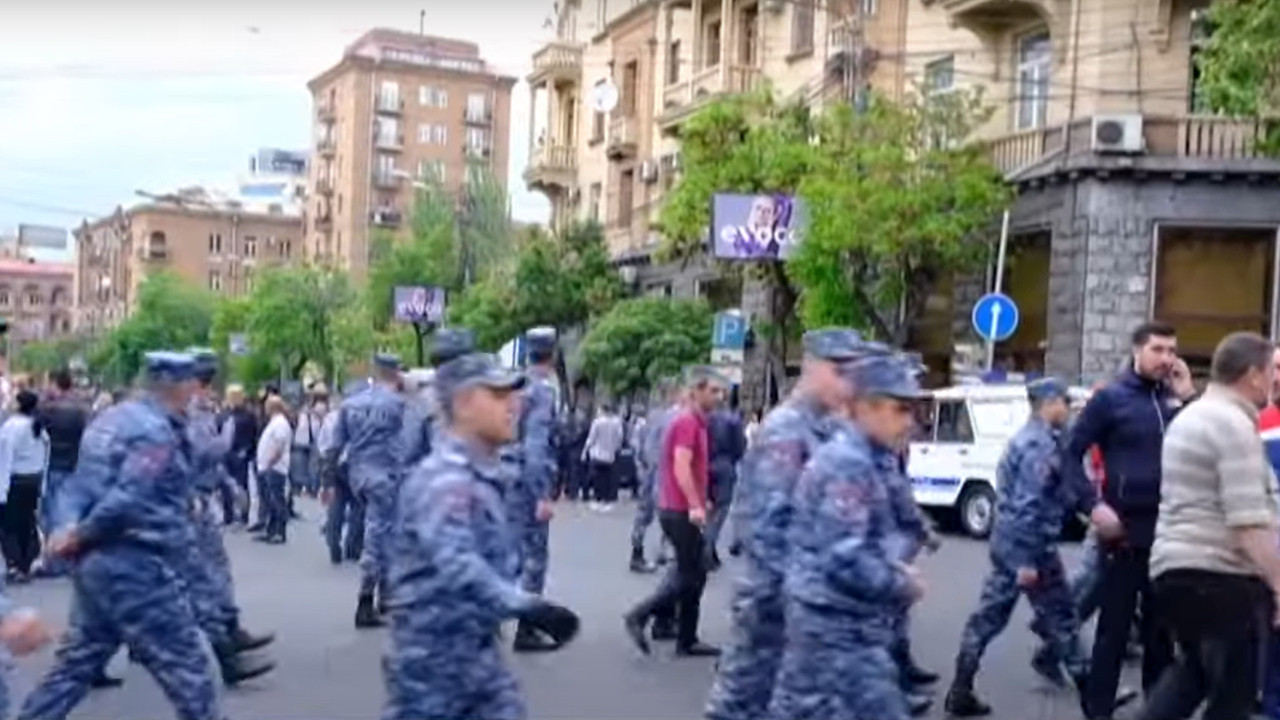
[945,378,1089,717]
[630,399,676,567]
[706,329,864,720]
[18,353,220,720]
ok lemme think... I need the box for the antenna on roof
[419,9,425,35]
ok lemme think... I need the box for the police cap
[802,328,865,362]
[436,353,526,403]
[144,351,197,383]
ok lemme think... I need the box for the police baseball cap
[802,328,864,362]
[373,353,402,371]
[526,326,558,354]
[1027,377,1069,403]
[144,351,198,383]
[430,328,476,366]
[436,353,526,402]
[844,353,927,400]
[185,347,219,381]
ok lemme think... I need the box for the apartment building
[74,190,303,334]
[306,29,516,279]
[0,260,74,341]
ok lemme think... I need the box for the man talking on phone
[1061,322,1197,720]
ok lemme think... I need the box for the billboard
[17,224,69,250]
[393,285,446,324]
[711,193,806,261]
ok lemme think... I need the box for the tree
[12,337,87,376]
[90,271,215,385]
[789,91,1012,343]
[580,297,713,399]
[1196,0,1280,152]
[244,266,358,381]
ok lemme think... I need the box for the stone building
[0,259,74,343]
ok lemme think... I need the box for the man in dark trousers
[1060,322,1197,720]
[36,369,86,580]
[704,397,745,572]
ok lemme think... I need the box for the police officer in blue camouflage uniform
[510,326,561,653]
[330,352,407,629]
[943,377,1091,718]
[0,592,51,718]
[630,378,680,574]
[767,352,928,720]
[398,328,477,474]
[383,352,579,720]
[19,352,224,720]
[706,328,866,720]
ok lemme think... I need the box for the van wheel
[958,483,996,539]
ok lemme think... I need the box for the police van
[908,383,1091,538]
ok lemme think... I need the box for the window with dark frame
[790,0,815,55]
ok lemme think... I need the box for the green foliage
[1196,0,1280,152]
[447,278,517,351]
[12,337,87,376]
[790,90,1011,342]
[580,297,714,398]
[89,271,216,385]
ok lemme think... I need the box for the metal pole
[985,209,1011,371]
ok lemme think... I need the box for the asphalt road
[6,498,1117,720]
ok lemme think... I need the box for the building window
[281,239,293,258]
[705,20,722,68]
[148,231,167,258]
[419,86,448,107]
[925,56,955,94]
[1015,31,1052,130]
[667,40,682,85]
[588,182,603,223]
[466,92,488,121]
[790,0,815,55]
[466,127,488,155]
[25,289,40,306]
[244,235,258,257]
[430,124,448,145]
[378,80,400,108]
[621,61,639,115]
[591,81,606,142]
[618,169,634,227]
[208,270,222,292]
[418,159,446,183]
[208,233,223,254]
[861,0,877,15]
[376,118,400,146]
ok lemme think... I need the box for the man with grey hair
[1137,331,1280,720]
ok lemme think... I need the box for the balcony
[464,106,493,125]
[659,64,763,132]
[375,94,404,115]
[606,114,639,160]
[316,102,336,122]
[523,143,577,193]
[529,40,583,85]
[317,137,336,157]
[314,177,334,196]
[984,114,1280,179]
[371,172,401,190]
[375,133,405,152]
[371,207,402,227]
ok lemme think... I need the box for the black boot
[943,662,992,717]
[650,615,677,641]
[899,646,939,686]
[229,620,275,652]
[355,593,385,629]
[905,689,933,717]
[1032,645,1067,687]
[512,620,558,653]
[629,546,656,574]
[215,643,275,687]
[90,669,124,689]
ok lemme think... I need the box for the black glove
[519,599,580,649]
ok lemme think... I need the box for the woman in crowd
[0,390,49,582]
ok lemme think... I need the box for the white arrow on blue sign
[971,292,1020,343]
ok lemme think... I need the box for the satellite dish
[590,80,619,114]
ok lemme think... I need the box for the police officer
[383,352,579,720]
[510,326,561,653]
[19,352,223,720]
[943,378,1091,717]
[706,328,865,720]
[630,379,680,574]
[330,352,408,629]
[0,593,51,717]
[398,328,477,474]
[768,352,927,720]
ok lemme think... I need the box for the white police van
[909,383,1091,538]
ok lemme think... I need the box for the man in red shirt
[623,366,728,658]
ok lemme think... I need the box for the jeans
[627,510,709,649]
[324,467,365,563]
[704,474,736,556]
[259,470,288,540]
[589,460,617,503]
[1136,569,1268,720]
[289,447,316,495]
[39,469,72,575]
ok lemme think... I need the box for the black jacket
[39,396,88,474]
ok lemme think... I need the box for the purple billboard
[711,192,806,261]
[393,285,446,324]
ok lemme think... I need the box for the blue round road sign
[971,292,1020,342]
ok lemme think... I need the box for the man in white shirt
[255,396,292,544]
[582,404,625,511]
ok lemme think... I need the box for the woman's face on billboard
[748,196,776,231]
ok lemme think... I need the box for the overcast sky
[0,1,555,260]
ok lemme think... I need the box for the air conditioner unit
[1091,114,1145,154]
[640,160,659,183]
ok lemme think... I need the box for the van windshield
[968,398,1029,438]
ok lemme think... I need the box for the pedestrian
[706,328,865,720]
[382,351,579,720]
[1062,322,1196,719]
[328,353,407,628]
[510,326,562,653]
[0,389,49,582]
[629,380,681,574]
[581,402,624,511]
[623,365,729,659]
[34,369,85,579]
[18,351,222,720]
[703,400,745,571]
[1136,332,1280,720]
[289,391,320,499]
[222,385,258,525]
[767,352,927,720]
[943,378,1092,717]
[318,393,363,565]
[255,394,292,544]
[1259,345,1280,720]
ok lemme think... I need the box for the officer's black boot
[512,620,557,653]
[904,689,933,717]
[215,642,275,686]
[355,593,385,629]
[629,546,655,574]
[895,641,939,686]
[229,619,275,652]
[1070,670,1092,718]
[90,669,124,689]
[1030,644,1066,687]
[943,661,992,717]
